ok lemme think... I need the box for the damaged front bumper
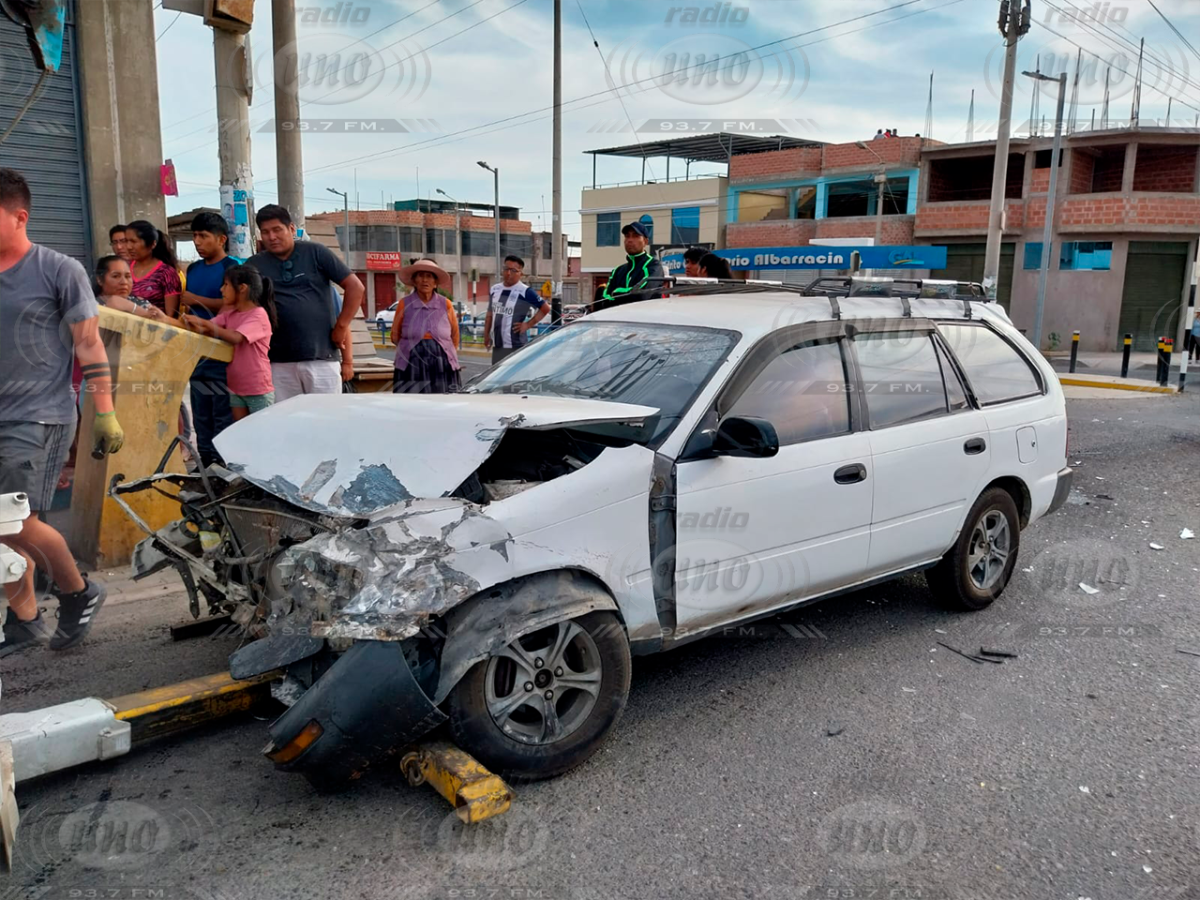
[263,640,448,787]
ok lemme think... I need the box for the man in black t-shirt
[246,205,365,401]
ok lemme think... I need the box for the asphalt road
[5,390,1200,900]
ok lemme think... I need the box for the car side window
[938,323,1042,404]
[854,331,949,429]
[724,339,851,445]
[935,338,970,411]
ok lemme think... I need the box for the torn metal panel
[213,393,657,518]
[273,500,515,642]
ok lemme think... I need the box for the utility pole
[982,0,1030,301]
[1025,70,1067,350]
[855,140,887,252]
[163,0,255,255]
[213,26,255,259]
[477,161,501,293]
[437,188,465,305]
[272,0,304,235]
[551,0,563,325]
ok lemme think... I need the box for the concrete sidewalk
[1046,349,1195,382]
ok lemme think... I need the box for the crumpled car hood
[213,392,657,518]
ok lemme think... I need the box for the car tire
[446,611,631,781]
[925,487,1021,611]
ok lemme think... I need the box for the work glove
[91,411,125,458]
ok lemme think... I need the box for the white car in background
[117,282,1070,788]
[375,301,398,335]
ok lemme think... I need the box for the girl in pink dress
[181,266,276,422]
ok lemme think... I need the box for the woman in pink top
[126,220,182,316]
[181,266,276,421]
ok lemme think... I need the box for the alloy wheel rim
[484,621,603,745]
[967,509,1011,591]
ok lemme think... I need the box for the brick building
[726,130,1200,351]
[308,201,570,317]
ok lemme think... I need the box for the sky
[154,0,1200,243]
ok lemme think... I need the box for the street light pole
[1025,70,1068,351]
[478,161,501,296]
[327,186,349,261]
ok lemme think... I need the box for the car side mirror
[712,416,779,458]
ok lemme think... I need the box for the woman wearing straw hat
[390,259,462,393]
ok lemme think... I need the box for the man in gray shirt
[0,168,125,657]
[247,205,364,399]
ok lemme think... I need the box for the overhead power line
[271,0,966,185]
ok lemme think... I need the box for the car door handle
[964,437,987,455]
[834,463,867,484]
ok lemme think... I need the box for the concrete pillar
[366,270,376,319]
[815,182,828,220]
[75,0,166,255]
[1121,142,1138,193]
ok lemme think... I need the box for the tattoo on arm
[80,363,113,379]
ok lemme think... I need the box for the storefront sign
[660,245,948,272]
[366,251,404,271]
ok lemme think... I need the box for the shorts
[228,391,275,412]
[0,421,73,511]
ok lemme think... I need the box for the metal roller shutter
[1118,241,1189,351]
[0,6,91,263]
[941,243,1014,312]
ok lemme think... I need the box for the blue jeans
[190,378,233,468]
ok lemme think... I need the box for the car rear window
[854,332,950,429]
[938,323,1042,404]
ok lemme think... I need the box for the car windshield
[466,321,737,442]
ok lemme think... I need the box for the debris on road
[1149,542,1164,550]
[1176,648,1200,659]
[979,648,1018,659]
[1080,786,1091,794]
[937,641,1004,665]
[826,724,845,737]
[1079,583,1099,595]
[1180,528,1194,540]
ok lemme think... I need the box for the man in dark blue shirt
[181,212,239,468]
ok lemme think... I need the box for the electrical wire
[1049,0,1200,109]
[0,70,50,145]
[165,0,525,155]
[160,0,448,133]
[267,0,967,184]
[574,0,664,198]
[156,10,182,41]
[1145,0,1200,66]
[1035,10,1200,116]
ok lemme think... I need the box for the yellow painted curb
[110,671,277,744]
[1058,375,1177,394]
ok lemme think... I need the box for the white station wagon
[118,283,1071,787]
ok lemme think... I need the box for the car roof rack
[657,275,985,323]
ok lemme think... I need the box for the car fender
[431,569,621,704]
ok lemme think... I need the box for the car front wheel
[446,611,631,781]
[925,487,1020,611]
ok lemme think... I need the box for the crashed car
[114,288,1070,787]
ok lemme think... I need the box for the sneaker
[49,577,107,650]
[0,610,52,658]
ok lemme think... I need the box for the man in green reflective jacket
[592,221,665,312]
